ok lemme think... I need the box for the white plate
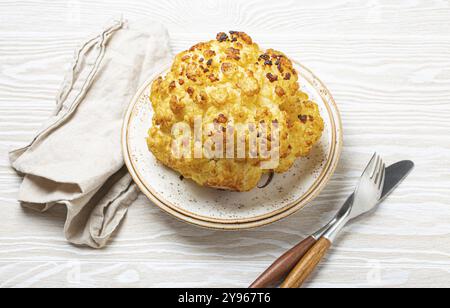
[122,61,343,229]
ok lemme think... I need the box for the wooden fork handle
[280,237,332,288]
[249,236,317,288]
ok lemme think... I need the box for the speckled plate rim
[122,60,343,230]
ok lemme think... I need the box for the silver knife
[250,160,414,288]
[281,153,392,287]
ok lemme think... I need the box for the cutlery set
[250,154,414,288]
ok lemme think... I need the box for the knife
[249,160,414,288]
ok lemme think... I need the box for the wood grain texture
[1,0,450,288]
[250,236,317,288]
[281,237,331,288]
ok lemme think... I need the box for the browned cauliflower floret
[147,31,324,192]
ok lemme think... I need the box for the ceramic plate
[122,60,343,229]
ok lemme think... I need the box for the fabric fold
[10,18,172,248]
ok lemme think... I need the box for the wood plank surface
[1,0,450,288]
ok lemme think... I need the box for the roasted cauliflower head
[147,31,324,192]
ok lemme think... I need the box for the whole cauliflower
[148,31,324,192]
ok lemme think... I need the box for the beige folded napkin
[9,18,172,248]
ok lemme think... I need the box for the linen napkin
[9,18,172,248]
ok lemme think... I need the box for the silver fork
[281,153,386,288]
[324,153,386,242]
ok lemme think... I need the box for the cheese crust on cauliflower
[147,31,324,192]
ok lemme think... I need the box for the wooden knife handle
[280,237,331,288]
[249,236,317,288]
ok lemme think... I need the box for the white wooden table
[1,0,450,288]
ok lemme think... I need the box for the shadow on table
[149,155,353,262]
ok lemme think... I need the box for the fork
[280,154,386,288]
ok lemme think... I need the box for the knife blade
[324,160,415,227]
[381,160,414,203]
